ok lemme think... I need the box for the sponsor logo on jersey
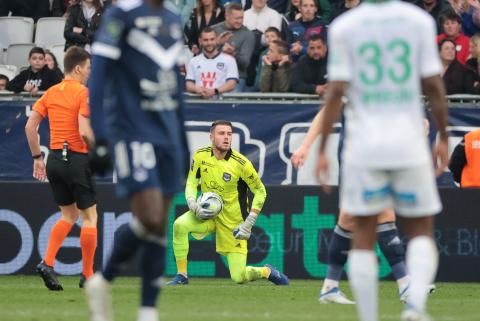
[207,180,224,192]
[201,71,216,88]
[201,161,215,167]
[223,172,231,182]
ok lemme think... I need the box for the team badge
[106,19,123,40]
[223,172,231,182]
[217,62,225,70]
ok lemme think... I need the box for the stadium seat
[0,17,34,50]
[49,44,65,72]
[0,65,18,80]
[6,43,36,69]
[35,17,66,48]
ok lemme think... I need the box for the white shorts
[340,162,442,217]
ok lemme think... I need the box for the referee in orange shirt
[25,46,97,291]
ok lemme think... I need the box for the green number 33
[358,39,411,85]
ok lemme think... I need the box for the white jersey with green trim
[327,1,441,168]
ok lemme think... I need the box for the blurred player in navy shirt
[85,0,189,320]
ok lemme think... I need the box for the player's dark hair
[265,26,281,38]
[64,46,91,74]
[225,2,243,14]
[29,47,45,58]
[210,120,233,132]
[308,33,324,44]
[201,26,217,36]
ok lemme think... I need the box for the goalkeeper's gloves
[233,212,258,240]
[187,197,199,213]
[89,139,112,176]
[188,197,216,220]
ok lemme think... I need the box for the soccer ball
[197,192,223,218]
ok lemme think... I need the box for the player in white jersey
[186,27,238,98]
[317,2,449,321]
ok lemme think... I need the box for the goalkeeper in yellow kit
[167,120,289,285]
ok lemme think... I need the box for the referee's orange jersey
[33,79,90,153]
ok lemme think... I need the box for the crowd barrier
[1,93,480,185]
[1,183,479,282]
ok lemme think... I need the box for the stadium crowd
[2,0,480,96]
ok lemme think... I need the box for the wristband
[32,154,43,159]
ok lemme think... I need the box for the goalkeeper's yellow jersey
[185,146,267,232]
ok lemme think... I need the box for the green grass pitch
[0,276,479,321]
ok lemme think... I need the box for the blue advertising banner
[1,99,480,185]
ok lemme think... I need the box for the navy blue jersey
[89,0,187,150]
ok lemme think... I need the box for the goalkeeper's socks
[103,222,142,282]
[139,241,166,307]
[44,219,73,266]
[80,227,97,279]
[322,225,351,293]
[405,236,438,312]
[377,222,408,284]
[176,259,188,275]
[348,250,378,321]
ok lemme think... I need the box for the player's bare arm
[25,111,46,181]
[79,114,95,148]
[291,107,325,168]
[317,81,347,188]
[422,75,449,176]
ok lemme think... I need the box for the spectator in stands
[254,26,281,90]
[172,0,196,27]
[6,47,62,94]
[259,40,291,92]
[186,28,238,98]
[415,0,453,34]
[51,0,78,17]
[290,34,327,95]
[439,38,476,94]
[447,0,480,36]
[244,0,284,89]
[64,0,104,52]
[244,0,283,36]
[45,51,64,80]
[284,0,301,22]
[287,0,327,62]
[437,11,471,65]
[212,3,255,92]
[0,0,50,22]
[184,0,225,55]
[467,33,480,78]
[329,0,361,24]
[449,128,480,187]
[0,75,9,91]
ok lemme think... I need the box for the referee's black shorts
[46,150,96,210]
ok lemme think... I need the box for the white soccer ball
[197,192,223,218]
